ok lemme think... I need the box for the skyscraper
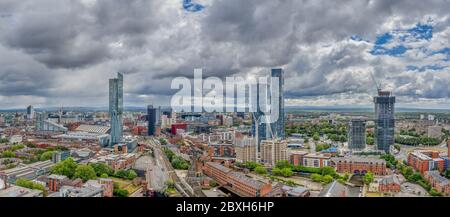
[26,105,34,120]
[348,119,366,150]
[374,90,395,153]
[109,72,123,146]
[147,105,160,136]
[252,68,285,161]
[270,68,285,140]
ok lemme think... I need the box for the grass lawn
[111,177,140,194]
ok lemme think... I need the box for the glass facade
[374,91,395,153]
[109,72,123,146]
[348,119,366,150]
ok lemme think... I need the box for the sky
[0,0,449,109]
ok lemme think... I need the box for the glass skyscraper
[109,72,123,146]
[252,68,285,153]
[147,105,160,136]
[348,119,366,150]
[374,90,395,153]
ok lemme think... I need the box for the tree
[313,133,320,141]
[321,166,336,176]
[280,168,293,177]
[1,150,15,158]
[363,172,374,184]
[272,167,282,176]
[91,163,114,176]
[15,178,46,193]
[113,189,129,197]
[254,166,268,175]
[74,165,97,182]
[311,174,323,182]
[322,175,334,184]
[51,158,78,179]
[446,168,450,179]
[127,170,138,180]
[366,136,374,145]
[100,173,109,178]
[275,160,291,169]
[40,151,55,161]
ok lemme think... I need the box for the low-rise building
[332,156,386,175]
[379,176,401,193]
[303,153,332,168]
[203,162,271,197]
[289,151,308,167]
[0,185,43,197]
[423,170,450,196]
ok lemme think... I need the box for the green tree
[313,133,320,141]
[15,178,46,195]
[74,165,97,182]
[40,151,55,161]
[311,174,323,182]
[113,188,129,197]
[51,158,78,178]
[91,163,114,176]
[1,150,15,158]
[100,173,109,178]
[272,167,282,176]
[321,166,336,176]
[322,175,334,184]
[254,166,268,175]
[127,170,138,180]
[280,168,293,177]
[363,172,374,184]
[275,160,291,169]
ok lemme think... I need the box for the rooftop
[0,185,43,197]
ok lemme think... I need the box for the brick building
[332,157,387,175]
[378,176,401,193]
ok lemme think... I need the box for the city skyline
[0,0,450,110]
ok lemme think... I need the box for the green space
[162,147,190,170]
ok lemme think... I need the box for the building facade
[235,136,256,163]
[109,72,124,146]
[348,119,366,150]
[373,90,395,153]
[260,139,288,167]
[332,157,387,175]
[147,105,160,136]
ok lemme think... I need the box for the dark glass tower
[252,68,285,153]
[147,105,160,136]
[109,72,123,146]
[374,90,395,153]
[348,119,366,150]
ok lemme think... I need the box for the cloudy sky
[0,0,449,109]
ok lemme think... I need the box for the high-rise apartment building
[348,119,366,150]
[235,136,256,163]
[147,105,160,136]
[260,139,288,167]
[374,90,395,153]
[252,68,285,162]
[109,72,123,146]
[26,105,34,120]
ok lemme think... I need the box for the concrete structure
[51,185,103,197]
[427,125,443,140]
[332,157,387,175]
[109,72,124,146]
[48,174,69,192]
[374,90,395,153]
[260,139,288,167]
[348,119,366,150]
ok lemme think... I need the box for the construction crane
[370,71,382,94]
